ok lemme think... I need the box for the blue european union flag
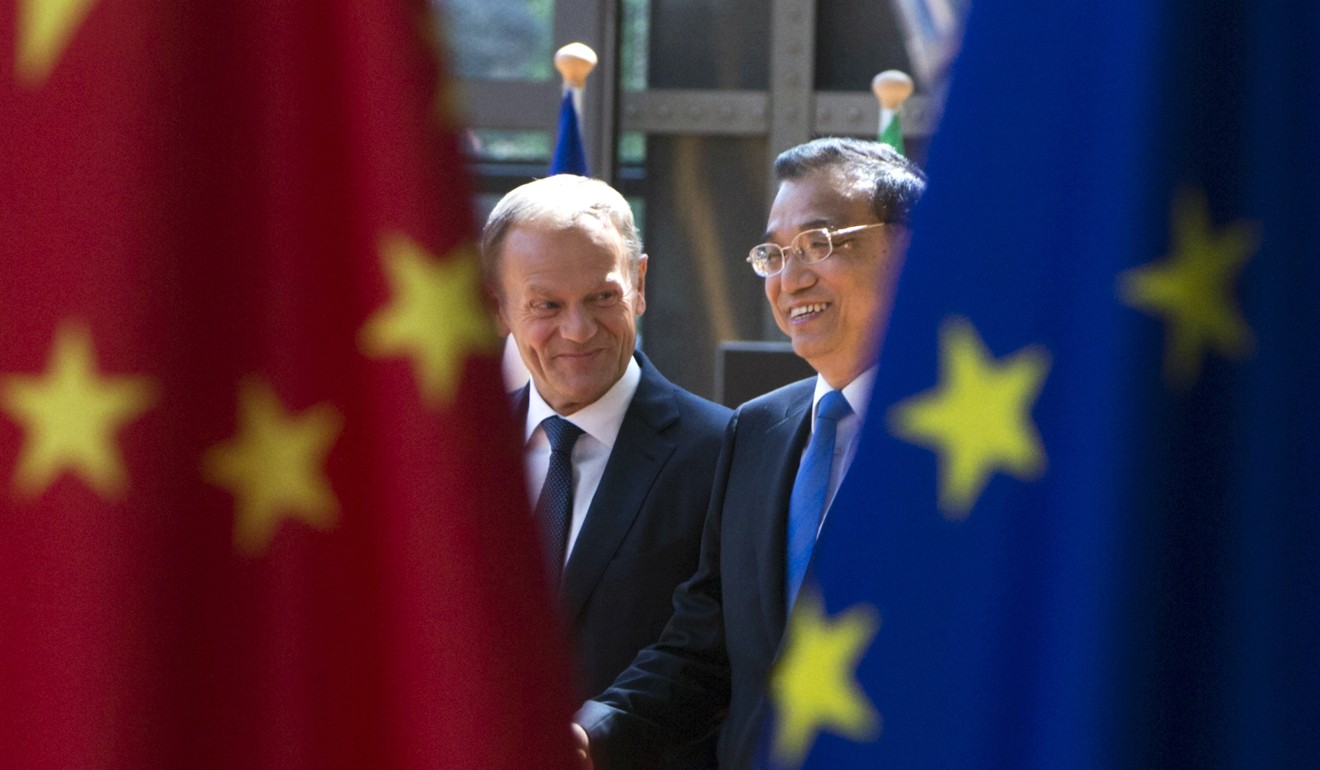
[550,90,589,176]
[761,0,1320,768]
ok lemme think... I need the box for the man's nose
[777,249,817,293]
[560,304,597,342]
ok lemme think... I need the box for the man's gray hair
[479,175,643,293]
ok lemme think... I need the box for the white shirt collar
[811,366,877,423]
[524,355,642,449]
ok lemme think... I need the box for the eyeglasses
[746,222,888,277]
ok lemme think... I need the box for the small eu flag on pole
[550,43,596,176]
[761,0,1320,768]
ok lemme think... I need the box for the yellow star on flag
[1,322,155,500]
[360,233,498,408]
[16,0,99,87]
[888,317,1051,519]
[769,590,880,768]
[1118,186,1258,389]
[202,378,343,555]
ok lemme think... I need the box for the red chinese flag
[0,1,578,767]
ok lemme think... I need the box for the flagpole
[549,42,597,177]
[872,69,914,154]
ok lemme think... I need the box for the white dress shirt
[523,357,642,568]
[501,335,530,392]
[807,367,877,529]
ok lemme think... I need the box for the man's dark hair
[773,137,927,224]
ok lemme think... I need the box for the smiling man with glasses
[575,138,926,769]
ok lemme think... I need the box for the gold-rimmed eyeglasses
[746,222,888,277]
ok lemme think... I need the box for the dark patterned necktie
[536,416,584,580]
[785,390,852,611]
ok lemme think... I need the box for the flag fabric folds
[763,0,1320,767]
[550,89,590,176]
[0,1,578,767]
[877,109,904,155]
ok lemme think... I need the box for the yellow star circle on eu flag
[1,322,155,500]
[888,317,1051,519]
[1118,186,1258,389]
[769,590,880,768]
[359,234,498,408]
[202,378,343,555]
[16,0,98,86]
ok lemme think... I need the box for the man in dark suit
[575,138,927,769]
[480,175,731,769]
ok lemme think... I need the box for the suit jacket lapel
[510,384,531,428]
[755,387,813,647]
[559,359,679,623]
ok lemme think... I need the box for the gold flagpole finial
[554,42,598,89]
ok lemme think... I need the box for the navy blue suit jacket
[578,376,817,770]
[518,352,731,768]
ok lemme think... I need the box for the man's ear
[633,254,648,316]
[887,226,913,274]
[889,223,913,253]
[484,283,511,336]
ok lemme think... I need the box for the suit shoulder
[635,351,731,431]
[735,376,815,418]
[670,385,733,427]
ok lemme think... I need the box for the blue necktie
[785,390,852,611]
[536,416,584,580]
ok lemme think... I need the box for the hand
[571,722,593,770]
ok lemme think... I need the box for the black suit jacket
[518,352,732,769]
[578,377,817,770]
